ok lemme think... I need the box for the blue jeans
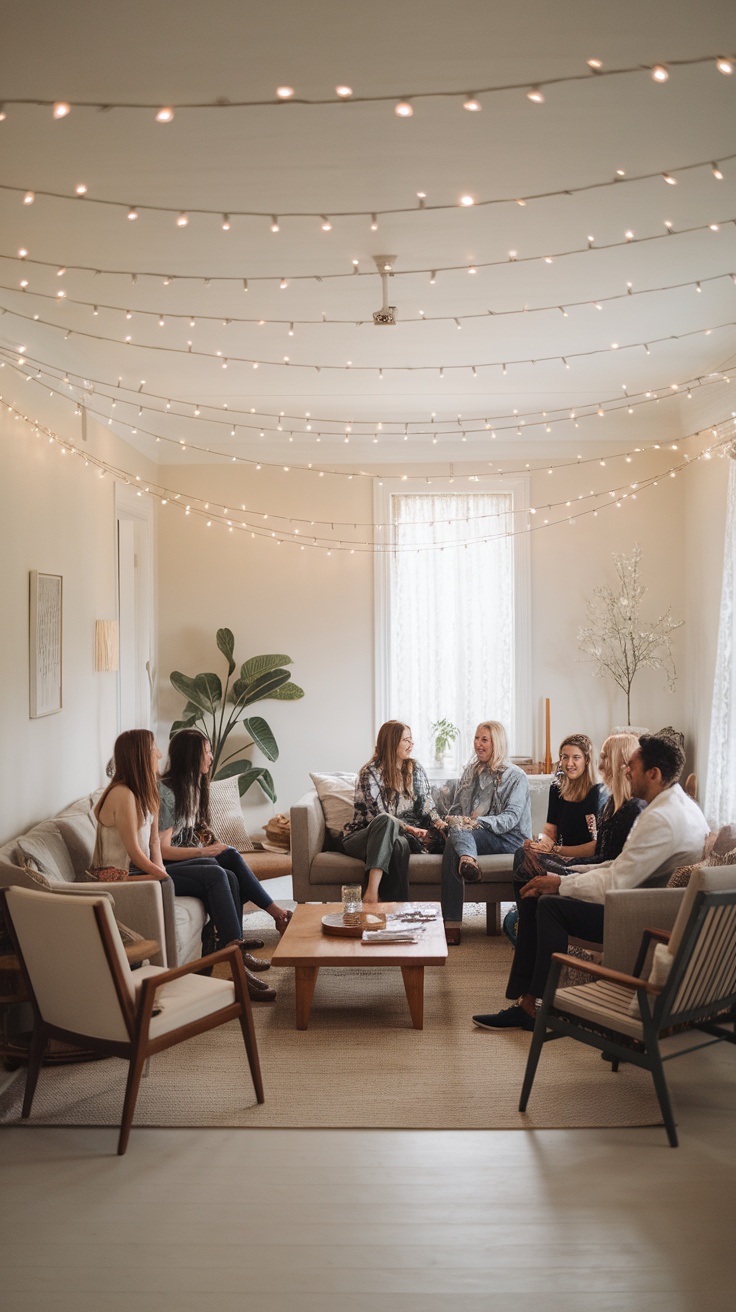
[441,824,523,922]
[164,847,273,946]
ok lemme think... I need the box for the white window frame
[373,475,532,755]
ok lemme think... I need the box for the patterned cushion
[16,821,77,883]
[208,777,254,853]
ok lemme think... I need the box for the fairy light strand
[2,147,734,226]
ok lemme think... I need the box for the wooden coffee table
[271,902,447,1030]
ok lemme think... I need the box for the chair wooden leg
[21,1023,48,1119]
[519,1013,547,1112]
[486,902,502,936]
[234,974,264,1104]
[118,1037,148,1155]
[649,1043,678,1148]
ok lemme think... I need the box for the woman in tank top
[93,729,167,880]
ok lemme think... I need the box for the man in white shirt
[473,734,709,1032]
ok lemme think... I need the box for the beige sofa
[291,784,552,933]
[0,793,205,966]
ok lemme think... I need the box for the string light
[23,191,34,205]
[527,87,544,102]
[221,214,231,230]
[459,194,475,206]
[335,85,353,97]
[716,57,733,74]
[3,393,731,551]
[651,65,669,82]
[176,211,189,226]
[394,99,413,116]
[276,87,295,99]
[75,183,87,196]
[463,94,482,111]
[156,106,174,122]
[52,101,71,118]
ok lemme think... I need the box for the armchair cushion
[132,965,236,1039]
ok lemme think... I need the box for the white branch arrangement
[577,545,683,725]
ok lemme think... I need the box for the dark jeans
[441,824,523,922]
[164,847,274,946]
[340,813,411,900]
[506,873,605,1000]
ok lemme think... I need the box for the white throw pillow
[208,777,254,853]
[628,943,673,1017]
[310,772,357,838]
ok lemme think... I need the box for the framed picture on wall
[29,570,63,718]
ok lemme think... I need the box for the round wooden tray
[321,912,386,938]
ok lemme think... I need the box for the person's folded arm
[476,775,530,835]
[559,809,674,903]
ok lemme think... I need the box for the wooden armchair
[2,887,264,1154]
[519,866,736,1146]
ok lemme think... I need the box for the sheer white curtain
[388,491,515,768]
[705,457,736,827]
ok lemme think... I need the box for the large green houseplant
[169,628,304,802]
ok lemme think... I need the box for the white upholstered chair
[2,886,264,1154]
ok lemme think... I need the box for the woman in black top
[513,733,603,876]
[517,732,644,878]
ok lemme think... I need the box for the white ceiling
[2,0,736,464]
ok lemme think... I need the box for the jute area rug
[0,904,662,1131]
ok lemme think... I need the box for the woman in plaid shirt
[341,720,447,903]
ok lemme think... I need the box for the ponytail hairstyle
[95,729,159,827]
[161,728,211,829]
[556,733,598,803]
[366,720,414,802]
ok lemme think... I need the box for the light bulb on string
[587,59,603,70]
[463,93,482,111]
[221,214,231,230]
[712,162,724,179]
[651,64,669,82]
[527,87,544,102]
[75,183,87,196]
[156,107,174,122]
[459,194,475,206]
[276,86,295,98]
[52,102,70,118]
[320,215,332,231]
[716,57,733,74]
[127,205,138,220]
[662,173,677,185]
[335,85,353,97]
[394,99,413,116]
[176,211,189,226]
[270,215,280,232]
[23,191,34,205]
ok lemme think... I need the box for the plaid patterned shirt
[343,761,440,836]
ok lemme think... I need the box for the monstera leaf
[169,632,304,804]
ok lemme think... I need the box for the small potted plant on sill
[431,718,460,769]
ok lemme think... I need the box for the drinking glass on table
[342,883,363,927]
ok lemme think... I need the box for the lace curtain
[705,458,736,827]
[388,491,515,770]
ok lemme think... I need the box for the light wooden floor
[1,879,734,1310]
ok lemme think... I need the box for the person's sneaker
[472,1004,536,1032]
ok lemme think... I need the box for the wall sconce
[95,620,119,672]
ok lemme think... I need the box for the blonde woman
[341,720,447,903]
[441,721,531,944]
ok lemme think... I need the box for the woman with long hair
[158,728,293,1000]
[441,721,531,945]
[513,732,604,879]
[93,729,168,880]
[340,720,447,903]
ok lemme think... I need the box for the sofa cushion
[209,776,254,853]
[16,821,78,883]
[54,812,96,876]
[309,772,357,838]
[308,848,516,887]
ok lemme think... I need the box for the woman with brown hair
[93,729,168,880]
[513,732,605,879]
[340,720,447,903]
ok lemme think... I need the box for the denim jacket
[450,761,531,840]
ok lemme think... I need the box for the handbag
[86,866,130,882]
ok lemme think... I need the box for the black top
[546,782,606,848]
[593,795,646,863]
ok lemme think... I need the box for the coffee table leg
[400,965,425,1030]
[294,966,319,1030]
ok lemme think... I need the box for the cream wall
[156,446,695,830]
[0,401,157,844]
